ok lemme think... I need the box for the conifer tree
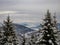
[3,15,18,45]
[0,27,4,45]
[37,10,58,45]
[21,35,26,45]
[30,34,36,45]
[22,38,25,45]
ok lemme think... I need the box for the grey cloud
[0,0,59,11]
[0,0,60,23]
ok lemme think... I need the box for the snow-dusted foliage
[2,16,18,45]
[0,10,60,45]
[17,10,60,45]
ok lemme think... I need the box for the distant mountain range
[14,24,34,34]
[20,22,41,30]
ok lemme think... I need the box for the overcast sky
[0,0,60,24]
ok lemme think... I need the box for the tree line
[0,10,59,45]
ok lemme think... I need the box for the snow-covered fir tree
[0,27,4,45]
[30,34,36,45]
[21,35,26,45]
[2,15,18,45]
[36,10,58,45]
